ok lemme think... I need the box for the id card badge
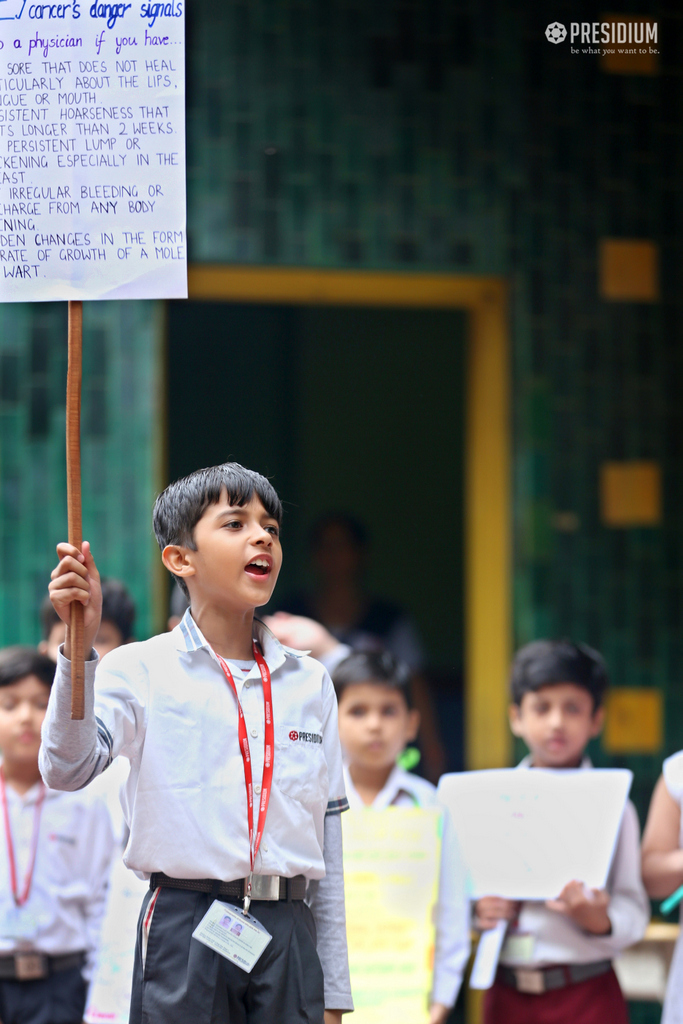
[502,932,535,962]
[0,904,41,942]
[192,901,272,973]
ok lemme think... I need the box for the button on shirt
[498,756,650,968]
[0,779,114,978]
[344,764,470,1008]
[40,611,349,883]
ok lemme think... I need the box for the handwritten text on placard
[0,0,186,301]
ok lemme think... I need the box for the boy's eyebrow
[212,505,279,523]
[213,505,246,518]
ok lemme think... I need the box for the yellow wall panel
[600,16,659,75]
[600,461,662,527]
[604,689,663,754]
[599,239,660,301]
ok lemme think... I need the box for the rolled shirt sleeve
[321,670,349,817]
[600,800,650,953]
[40,646,146,793]
[307,812,353,1012]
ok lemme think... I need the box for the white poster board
[0,0,186,301]
[84,855,148,1024]
[437,768,632,900]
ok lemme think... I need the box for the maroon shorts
[483,966,629,1024]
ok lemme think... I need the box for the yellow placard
[343,807,442,1024]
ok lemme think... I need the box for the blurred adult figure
[275,513,447,781]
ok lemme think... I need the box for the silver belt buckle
[248,875,280,901]
[515,968,545,994]
[14,953,48,980]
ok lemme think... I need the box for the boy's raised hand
[49,541,102,661]
[474,896,520,930]
[546,880,611,934]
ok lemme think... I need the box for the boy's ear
[406,708,420,743]
[508,703,524,737]
[590,704,606,738]
[161,545,196,584]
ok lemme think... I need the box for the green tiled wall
[185,0,682,805]
[2,0,682,825]
[0,302,163,645]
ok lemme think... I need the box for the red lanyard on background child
[0,768,45,907]
[215,641,274,915]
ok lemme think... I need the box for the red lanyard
[0,769,45,907]
[215,641,274,913]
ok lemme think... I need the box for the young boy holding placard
[40,463,353,1024]
[0,647,114,1024]
[474,639,649,1024]
[333,650,470,1024]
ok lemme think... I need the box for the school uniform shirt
[497,756,649,969]
[0,778,114,979]
[39,610,353,1011]
[344,763,470,1007]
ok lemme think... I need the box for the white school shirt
[660,751,683,1024]
[498,756,649,968]
[344,764,470,1007]
[0,778,114,979]
[40,610,349,881]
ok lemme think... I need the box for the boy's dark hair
[332,650,412,707]
[153,463,283,597]
[510,639,609,710]
[40,593,61,639]
[0,647,55,689]
[100,579,136,642]
[40,579,135,642]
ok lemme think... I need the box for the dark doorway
[167,301,466,768]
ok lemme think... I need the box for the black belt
[0,951,86,982]
[150,872,307,901]
[497,959,612,994]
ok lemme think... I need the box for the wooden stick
[66,300,85,720]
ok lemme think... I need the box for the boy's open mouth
[245,558,271,577]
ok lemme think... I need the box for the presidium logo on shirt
[288,730,323,744]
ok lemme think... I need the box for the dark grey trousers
[130,887,325,1024]
[0,967,86,1024]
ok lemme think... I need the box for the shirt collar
[173,607,308,672]
[517,753,593,770]
[0,770,55,805]
[343,763,422,810]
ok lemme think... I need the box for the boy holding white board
[472,640,649,1024]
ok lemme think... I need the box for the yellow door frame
[187,263,512,771]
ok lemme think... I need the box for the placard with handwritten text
[0,0,186,301]
[343,807,441,1024]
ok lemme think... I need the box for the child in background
[0,647,114,1024]
[39,578,136,662]
[475,639,649,1024]
[333,650,469,1024]
[641,752,683,1023]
